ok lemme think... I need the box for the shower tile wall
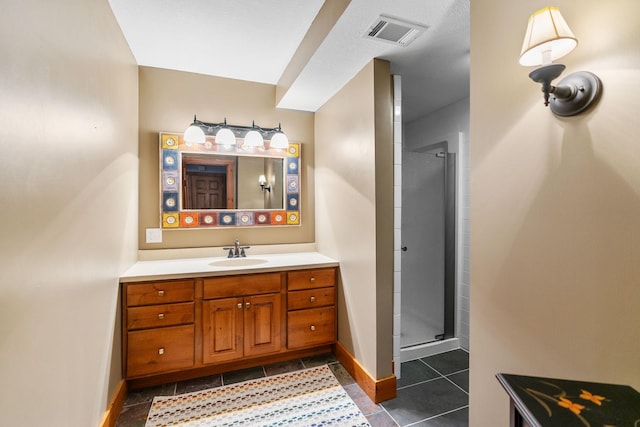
[393,75,403,373]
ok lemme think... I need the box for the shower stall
[400,141,460,361]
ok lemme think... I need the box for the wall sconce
[184,116,288,148]
[258,174,271,192]
[520,6,601,116]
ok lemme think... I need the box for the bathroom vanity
[120,252,338,389]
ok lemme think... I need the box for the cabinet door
[287,287,335,310]
[202,297,244,364]
[127,324,194,377]
[127,302,194,330]
[126,280,194,306]
[287,307,336,349]
[288,268,336,291]
[244,293,281,357]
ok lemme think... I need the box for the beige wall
[139,67,315,250]
[315,59,394,379]
[470,1,640,426]
[0,0,139,426]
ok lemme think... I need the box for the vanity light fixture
[269,124,289,149]
[520,6,601,116]
[258,174,271,192]
[184,116,288,148]
[184,115,206,144]
[243,121,264,147]
[214,118,236,146]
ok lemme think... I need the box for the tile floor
[381,349,469,426]
[115,349,469,427]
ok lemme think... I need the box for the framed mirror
[159,132,300,229]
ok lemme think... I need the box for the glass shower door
[401,151,446,348]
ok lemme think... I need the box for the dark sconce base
[529,64,602,116]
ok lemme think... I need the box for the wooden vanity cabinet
[123,279,195,378]
[202,273,282,364]
[287,268,337,349]
[122,267,337,385]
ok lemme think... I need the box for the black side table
[496,373,640,427]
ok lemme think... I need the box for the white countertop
[120,252,339,282]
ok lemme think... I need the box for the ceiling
[108,0,469,123]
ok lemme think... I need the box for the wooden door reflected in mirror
[182,155,235,209]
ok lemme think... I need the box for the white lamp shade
[269,131,289,149]
[243,130,264,147]
[184,124,206,144]
[215,127,236,145]
[519,6,577,66]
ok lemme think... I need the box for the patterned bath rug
[145,364,371,426]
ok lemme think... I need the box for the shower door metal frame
[443,152,456,340]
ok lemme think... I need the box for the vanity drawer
[203,272,281,299]
[287,287,335,311]
[287,268,336,291]
[127,302,194,330]
[287,307,336,349]
[126,280,194,306]
[127,324,195,377]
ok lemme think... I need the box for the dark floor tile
[397,360,440,388]
[264,358,305,376]
[222,366,265,385]
[175,374,223,394]
[115,401,152,427]
[381,378,468,426]
[328,362,356,386]
[412,406,468,427]
[343,383,381,416]
[123,383,175,406]
[421,350,469,375]
[301,352,338,367]
[367,410,400,426]
[446,370,468,393]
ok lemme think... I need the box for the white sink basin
[209,257,269,267]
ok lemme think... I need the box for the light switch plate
[146,228,162,243]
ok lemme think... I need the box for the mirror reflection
[159,132,301,229]
[182,154,284,210]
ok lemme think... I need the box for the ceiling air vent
[364,14,428,47]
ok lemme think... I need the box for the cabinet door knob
[157,290,165,297]
[245,302,251,309]
[158,348,165,355]
[157,313,165,320]
[310,325,316,331]
[237,303,243,309]
[310,296,316,303]
[310,277,316,283]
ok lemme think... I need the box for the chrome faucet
[222,239,250,258]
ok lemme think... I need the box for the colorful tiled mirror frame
[159,132,301,229]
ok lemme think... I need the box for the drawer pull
[158,348,165,355]
[157,290,165,297]
[310,277,316,283]
[310,296,316,303]
[310,325,316,331]
[237,303,243,309]
[157,313,165,320]
[245,302,251,309]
